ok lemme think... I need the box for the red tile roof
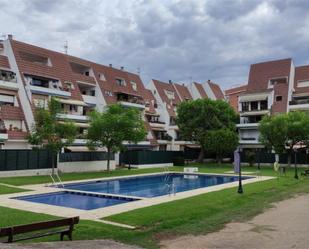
[193,82,208,98]
[0,55,10,69]
[247,58,292,93]
[143,89,157,114]
[7,130,28,140]
[0,105,25,120]
[152,79,182,117]
[225,85,247,95]
[208,82,224,99]
[10,40,83,101]
[173,83,192,101]
[294,65,309,94]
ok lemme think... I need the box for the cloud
[0,0,309,89]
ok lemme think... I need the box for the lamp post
[238,147,243,194]
[294,147,298,179]
[257,148,261,170]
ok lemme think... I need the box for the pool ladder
[49,173,64,188]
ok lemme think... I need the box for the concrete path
[161,194,309,249]
[1,240,142,249]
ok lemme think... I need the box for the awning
[58,121,89,128]
[151,127,166,131]
[239,94,269,102]
[55,98,88,106]
[185,144,201,149]
[241,110,270,116]
[65,146,106,152]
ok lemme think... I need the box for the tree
[27,98,77,175]
[87,104,146,171]
[203,129,239,163]
[259,111,309,166]
[177,98,238,162]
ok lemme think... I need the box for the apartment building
[0,36,155,149]
[0,36,226,151]
[224,85,247,113]
[235,58,309,149]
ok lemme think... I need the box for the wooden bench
[0,216,79,243]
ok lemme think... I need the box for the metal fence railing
[0,149,53,171]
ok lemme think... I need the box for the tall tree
[177,98,238,161]
[259,111,309,166]
[87,104,146,171]
[27,98,77,175]
[203,129,239,163]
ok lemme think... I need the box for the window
[260,100,268,110]
[33,98,47,108]
[241,102,249,112]
[269,77,288,87]
[131,81,137,91]
[105,90,113,97]
[116,78,126,86]
[276,96,282,102]
[297,80,309,88]
[64,81,74,90]
[19,51,51,66]
[99,73,106,81]
[251,101,258,111]
[165,90,175,100]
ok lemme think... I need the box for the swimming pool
[63,173,252,198]
[13,173,253,210]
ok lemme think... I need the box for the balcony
[30,85,71,98]
[82,95,96,105]
[57,113,89,122]
[0,70,18,91]
[73,73,96,85]
[289,99,309,111]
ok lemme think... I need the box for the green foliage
[27,98,77,173]
[203,129,239,163]
[177,99,237,144]
[177,99,238,161]
[259,111,309,154]
[87,104,146,170]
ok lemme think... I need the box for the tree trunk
[287,150,292,167]
[197,148,204,163]
[51,151,55,176]
[107,147,110,172]
[217,154,222,164]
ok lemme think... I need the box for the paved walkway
[1,240,142,249]
[161,194,309,249]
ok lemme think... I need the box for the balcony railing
[289,99,309,105]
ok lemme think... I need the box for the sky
[1,0,309,89]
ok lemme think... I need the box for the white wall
[58,160,116,173]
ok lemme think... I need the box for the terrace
[0,69,19,91]
[25,74,71,98]
[116,92,145,109]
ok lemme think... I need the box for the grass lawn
[0,164,308,248]
[0,184,29,195]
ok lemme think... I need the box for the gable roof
[193,82,208,98]
[208,82,224,99]
[247,58,292,93]
[173,83,192,101]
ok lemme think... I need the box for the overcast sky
[1,0,309,89]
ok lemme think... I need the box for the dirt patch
[161,194,309,249]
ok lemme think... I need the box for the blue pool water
[64,173,252,198]
[14,191,137,210]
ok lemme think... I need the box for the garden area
[1,163,308,248]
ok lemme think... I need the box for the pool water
[64,173,252,198]
[14,191,137,210]
[13,173,253,210]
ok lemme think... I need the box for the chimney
[109,64,112,68]
[168,80,172,84]
[207,79,211,84]
[8,34,13,40]
[120,66,124,71]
